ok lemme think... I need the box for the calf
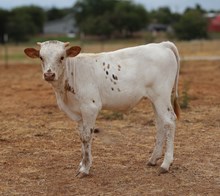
[24,40,180,177]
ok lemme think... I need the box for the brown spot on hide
[117,88,121,92]
[111,87,114,91]
[103,62,105,66]
[94,128,100,133]
[118,65,121,71]
[92,100,95,103]
[106,71,109,75]
[112,74,118,80]
[107,64,110,69]
[64,80,75,94]
[71,72,73,76]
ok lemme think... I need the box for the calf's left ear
[24,48,39,58]
[66,46,81,57]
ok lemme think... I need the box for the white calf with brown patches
[24,40,180,177]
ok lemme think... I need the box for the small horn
[64,42,70,47]
[37,42,42,46]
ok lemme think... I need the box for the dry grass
[0,40,220,195]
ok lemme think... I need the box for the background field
[0,41,220,195]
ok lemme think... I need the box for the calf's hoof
[75,171,89,178]
[147,161,157,167]
[75,163,91,178]
[158,167,168,175]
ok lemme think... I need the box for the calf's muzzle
[44,72,55,81]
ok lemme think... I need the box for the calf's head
[24,40,81,82]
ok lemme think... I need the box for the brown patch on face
[64,80,75,94]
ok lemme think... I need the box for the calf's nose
[44,72,55,81]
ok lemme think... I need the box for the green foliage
[180,81,190,109]
[73,0,148,38]
[7,6,45,42]
[0,2,215,43]
[149,7,180,25]
[0,9,9,43]
[30,36,78,44]
[100,111,124,121]
[46,7,71,21]
[112,1,148,36]
[174,9,208,40]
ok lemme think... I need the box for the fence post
[3,34,8,69]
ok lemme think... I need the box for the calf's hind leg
[148,98,176,173]
[147,104,166,166]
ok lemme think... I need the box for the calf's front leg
[76,121,93,176]
[76,104,99,177]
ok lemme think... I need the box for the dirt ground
[0,53,220,195]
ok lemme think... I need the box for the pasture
[0,40,219,195]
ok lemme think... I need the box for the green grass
[99,111,124,121]
[180,81,190,109]
[1,53,25,60]
[30,36,78,44]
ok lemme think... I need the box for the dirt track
[0,58,220,195]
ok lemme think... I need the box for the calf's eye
[60,56,64,61]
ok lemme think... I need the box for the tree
[7,6,45,42]
[46,7,71,21]
[174,8,208,40]
[0,9,9,43]
[7,11,37,42]
[112,1,148,37]
[150,7,172,24]
[73,0,117,37]
[73,0,148,38]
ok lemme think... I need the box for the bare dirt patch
[0,59,219,195]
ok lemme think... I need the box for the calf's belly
[101,92,144,111]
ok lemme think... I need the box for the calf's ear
[24,48,39,58]
[66,46,81,57]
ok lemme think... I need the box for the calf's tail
[163,41,181,120]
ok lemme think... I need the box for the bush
[180,81,190,109]
[174,9,208,40]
